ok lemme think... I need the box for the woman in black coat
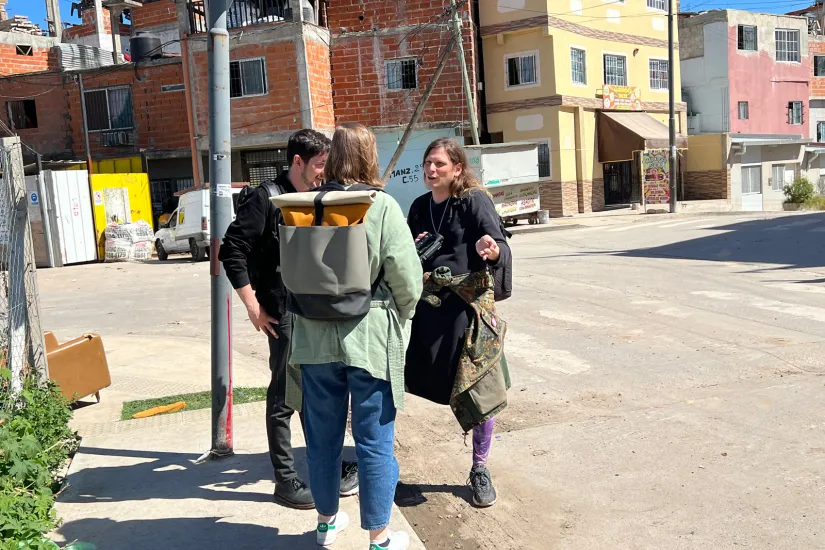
[405,138,510,508]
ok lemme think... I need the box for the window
[15,45,33,56]
[649,59,668,90]
[570,48,586,85]
[818,121,825,142]
[647,0,666,10]
[741,165,762,194]
[737,25,757,51]
[775,29,800,62]
[771,164,785,191]
[505,52,538,88]
[537,142,550,177]
[386,58,417,90]
[816,56,825,76]
[7,99,37,130]
[788,101,803,125]
[738,101,749,120]
[603,54,627,86]
[229,58,267,98]
[84,86,133,131]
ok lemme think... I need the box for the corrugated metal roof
[57,43,114,71]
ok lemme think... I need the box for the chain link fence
[0,136,47,396]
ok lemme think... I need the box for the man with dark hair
[219,129,359,509]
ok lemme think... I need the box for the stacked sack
[104,220,154,262]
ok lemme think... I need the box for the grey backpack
[271,181,384,321]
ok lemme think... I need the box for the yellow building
[480,0,688,215]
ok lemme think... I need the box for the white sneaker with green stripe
[317,511,349,546]
[369,530,410,550]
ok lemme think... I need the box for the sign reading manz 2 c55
[602,85,642,111]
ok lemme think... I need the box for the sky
[10,0,817,35]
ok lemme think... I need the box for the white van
[154,188,241,261]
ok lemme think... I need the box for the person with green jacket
[286,123,423,550]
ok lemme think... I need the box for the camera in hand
[415,232,443,264]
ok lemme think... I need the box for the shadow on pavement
[58,517,317,550]
[395,481,470,507]
[58,446,299,505]
[595,214,825,274]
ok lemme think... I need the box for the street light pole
[668,0,677,213]
[202,0,234,462]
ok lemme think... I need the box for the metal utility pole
[450,0,479,145]
[668,0,677,213]
[382,37,456,181]
[201,0,234,462]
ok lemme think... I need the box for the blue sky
[11,0,816,34]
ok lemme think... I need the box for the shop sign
[602,85,642,111]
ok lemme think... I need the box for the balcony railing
[188,0,291,33]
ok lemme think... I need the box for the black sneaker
[274,477,315,510]
[468,465,497,508]
[340,461,359,496]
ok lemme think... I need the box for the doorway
[603,161,633,205]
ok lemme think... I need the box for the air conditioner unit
[102,130,134,147]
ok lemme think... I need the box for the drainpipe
[181,35,203,185]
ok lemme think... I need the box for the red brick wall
[65,61,189,158]
[327,0,478,128]
[190,40,302,139]
[306,39,334,130]
[132,0,178,30]
[0,45,58,76]
[64,5,113,39]
[0,76,72,157]
[811,39,825,98]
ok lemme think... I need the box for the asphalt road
[39,211,825,549]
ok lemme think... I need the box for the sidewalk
[51,336,425,550]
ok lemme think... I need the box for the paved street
[41,211,825,549]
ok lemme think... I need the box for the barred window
[386,58,417,90]
[649,59,668,90]
[84,86,133,131]
[7,99,37,130]
[570,48,586,85]
[603,54,627,86]
[647,0,666,10]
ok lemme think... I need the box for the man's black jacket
[218,171,296,320]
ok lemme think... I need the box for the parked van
[154,188,241,261]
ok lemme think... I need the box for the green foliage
[0,369,77,548]
[121,386,267,420]
[804,195,825,210]
[783,177,815,204]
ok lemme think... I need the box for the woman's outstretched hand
[475,234,500,262]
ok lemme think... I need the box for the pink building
[680,10,811,211]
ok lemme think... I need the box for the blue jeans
[301,362,399,531]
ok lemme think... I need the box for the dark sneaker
[468,465,497,508]
[274,477,315,510]
[340,461,359,496]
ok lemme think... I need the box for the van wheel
[156,240,168,261]
[190,239,206,262]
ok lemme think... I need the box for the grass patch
[121,386,268,420]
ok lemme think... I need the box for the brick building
[327,0,480,211]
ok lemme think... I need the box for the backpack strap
[261,179,286,198]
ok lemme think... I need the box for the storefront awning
[598,111,688,163]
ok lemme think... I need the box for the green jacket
[421,267,510,432]
[286,191,423,411]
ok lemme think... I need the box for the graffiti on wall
[643,149,670,205]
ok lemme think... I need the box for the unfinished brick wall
[64,6,112,39]
[327,0,478,128]
[189,39,302,140]
[0,44,58,76]
[131,0,178,30]
[0,76,72,158]
[812,39,825,98]
[306,38,334,130]
[65,60,189,158]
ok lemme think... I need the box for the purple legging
[472,418,495,467]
